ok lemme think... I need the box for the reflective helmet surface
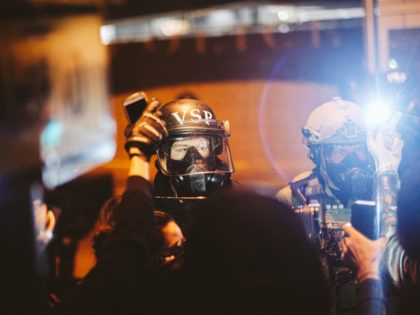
[155,99,234,198]
[158,99,223,135]
[302,97,366,146]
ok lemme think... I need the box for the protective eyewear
[324,143,370,164]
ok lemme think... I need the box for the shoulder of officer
[276,171,321,207]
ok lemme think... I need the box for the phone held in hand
[351,200,379,240]
[123,91,148,124]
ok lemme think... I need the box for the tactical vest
[289,171,353,231]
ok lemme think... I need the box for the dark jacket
[356,279,385,315]
[54,176,154,315]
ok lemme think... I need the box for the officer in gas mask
[125,97,234,225]
[277,97,375,213]
[276,96,404,314]
[154,99,234,197]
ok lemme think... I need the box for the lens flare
[365,101,391,126]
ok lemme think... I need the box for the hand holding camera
[341,224,387,283]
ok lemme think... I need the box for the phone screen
[123,92,147,124]
[350,200,379,240]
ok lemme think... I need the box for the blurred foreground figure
[394,164,420,314]
[55,170,329,314]
[341,163,420,315]
[0,5,113,313]
[156,190,331,315]
[277,97,403,314]
[53,138,155,315]
[95,197,185,268]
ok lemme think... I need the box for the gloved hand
[367,111,404,174]
[125,98,167,161]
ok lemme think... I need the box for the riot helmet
[302,97,374,203]
[154,99,234,198]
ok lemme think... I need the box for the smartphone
[350,200,379,240]
[123,91,148,124]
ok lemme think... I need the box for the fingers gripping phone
[123,91,148,124]
[351,200,380,240]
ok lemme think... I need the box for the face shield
[154,100,234,197]
[156,132,234,177]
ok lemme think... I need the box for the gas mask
[168,145,216,176]
[168,145,213,196]
[322,144,374,203]
[168,144,225,196]
[156,135,233,198]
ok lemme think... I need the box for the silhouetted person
[394,164,420,314]
[342,164,420,315]
[157,189,331,315]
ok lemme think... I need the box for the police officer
[277,97,402,235]
[276,96,403,314]
[277,97,372,205]
[125,96,235,225]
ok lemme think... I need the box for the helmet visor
[157,134,234,176]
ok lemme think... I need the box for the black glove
[125,98,167,160]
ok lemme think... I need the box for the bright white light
[388,59,398,70]
[100,24,116,45]
[160,19,190,37]
[365,101,391,126]
[277,11,290,21]
[298,7,363,23]
[278,24,290,33]
[386,70,407,84]
[206,9,236,29]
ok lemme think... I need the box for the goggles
[170,137,210,161]
[323,143,370,164]
[157,134,234,176]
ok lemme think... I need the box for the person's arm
[367,112,403,237]
[342,225,387,282]
[127,147,150,180]
[341,225,387,315]
[356,279,385,315]
[95,95,168,256]
[365,113,420,289]
[54,97,166,314]
[54,172,154,315]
